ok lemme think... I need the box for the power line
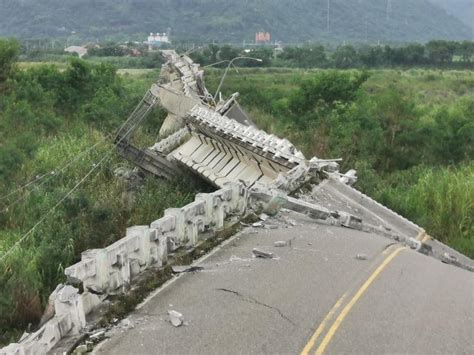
[0,101,150,263]
[0,139,108,214]
[0,152,111,263]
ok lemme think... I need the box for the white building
[146,33,171,50]
[64,46,87,58]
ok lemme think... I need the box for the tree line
[18,39,474,70]
[190,40,474,69]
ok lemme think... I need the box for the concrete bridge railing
[1,182,248,355]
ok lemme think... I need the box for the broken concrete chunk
[259,213,269,221]
[441,252,458,265]
[406,237,422,250]
[57,285,79,303]
[74,344,88,354]
[172,265,204,274]
[274,241,287,247]
[252,248,274,259]
[252,221,264,228]
[119,318,134,330]
[89,330,106,341]
[337,211,363,230]
[264,224,278,230]
[355,254,368,261]
[263,196,287,216]
[168,310,184,327]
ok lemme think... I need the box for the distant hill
[0,0,471,43]
[429,0,474,32]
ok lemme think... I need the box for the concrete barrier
[1,182,248,355]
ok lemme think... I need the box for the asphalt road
[96,212,474,355]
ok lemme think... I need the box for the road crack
[216,288,296,326]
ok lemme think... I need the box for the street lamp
[203,60,232,68]
[213,56,263,102]
[203,60,241,75]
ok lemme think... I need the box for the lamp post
[213,56,262,102]
[203,60,231,68]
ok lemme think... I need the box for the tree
[332,45,359,68]
[358,45,385,67]
[241,47,273,67]
[457,41,474,63]
[0,38,19,86]
[280,46,328,68]
[426,40,456,64]
[372,87,418,171]
[218,45,239,62]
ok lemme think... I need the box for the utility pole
[327,0,331,32]
[386,0,392,21]
[365,20,368,42]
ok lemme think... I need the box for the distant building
[146,33,171,50]
[255,32,271,44]
[64,46,87,58]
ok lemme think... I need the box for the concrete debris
[89,330,106,341]
[441,252,458,265]
[339,169,358,186]
[252,248,274,259]
[74,344,88,354]
[119,318,134,330]
[418,243,433,256]
[252,221,264,228]
[285,218,298,226]
[274,241,287,247]
[57,285,79,303]
[263,196,287,216]
[356,254,368,261]
[168,310,184,327]
[264,224,278,230]
[172,265,204,274]
[337,211,363,230]
[406,237,422,251]
[259,213,269,221]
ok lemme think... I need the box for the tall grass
[374,164,474,258]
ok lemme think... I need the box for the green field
[0,40,473,343]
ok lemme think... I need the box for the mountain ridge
[0,0,471,43]
[429,0,474,32]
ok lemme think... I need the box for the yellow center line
[300,293,347,355]
[421,234,431,244]
[314,246,406,355]
[416,229,426,241]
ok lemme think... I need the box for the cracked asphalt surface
[96,212,474,355]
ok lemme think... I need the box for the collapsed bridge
[115,49,474,278]
[114,50,325,190]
